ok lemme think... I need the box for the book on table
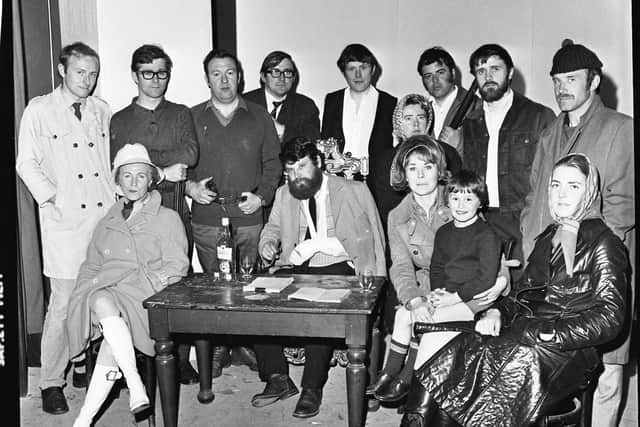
[243,276,294,293]
[287,287,351,303]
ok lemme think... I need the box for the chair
[85,338,156,427]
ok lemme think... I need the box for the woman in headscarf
[67,143,189,427]
[392,93,461,175]
[367,135,509,403]
[401,153,629,427]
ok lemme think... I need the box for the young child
[369,169,502,402]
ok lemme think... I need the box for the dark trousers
[484,208,525,283]
[253,261,354,389]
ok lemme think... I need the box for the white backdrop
[237,0,633,117]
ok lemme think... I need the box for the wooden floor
[19,353,638,426]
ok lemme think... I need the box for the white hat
[112,143,162,194]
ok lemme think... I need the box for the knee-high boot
[99,316,150,413]
[72,364,119,427]
[399,375,436,427]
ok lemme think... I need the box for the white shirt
[341,86,378,158]
[264,89,286,119]
[428,85,458,138]
[483,88,513,207]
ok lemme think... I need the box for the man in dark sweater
[187,49,282,375]
[110,44,199,385]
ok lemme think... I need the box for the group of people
[15,35,633,427]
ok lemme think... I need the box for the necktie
[122,200,134,220]
[304,196,317,240]
[270,100,284,118]
[72,102,82,121]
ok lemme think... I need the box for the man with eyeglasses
[244,50,320,143]
[110,44,200,385]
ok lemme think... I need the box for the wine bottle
[217,217,235,281]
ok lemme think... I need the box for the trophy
[315,138,369,181]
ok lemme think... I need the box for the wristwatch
[256,194,266,206]
[405,296,428,311]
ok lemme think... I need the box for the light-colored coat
[67,191,189,357]
[259,174,387,277]
[16,86,115,279]
[521,95,634,364]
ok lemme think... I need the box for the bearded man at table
[251,136,386,419]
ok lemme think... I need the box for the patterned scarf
[548,153,602,276]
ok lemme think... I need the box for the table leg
[346,346,367,427]
[195,337,214,403]
[155,338,178,427]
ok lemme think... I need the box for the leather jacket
[415,218,628,426]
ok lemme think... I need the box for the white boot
[99,316,150,414]
[72,364,119,427]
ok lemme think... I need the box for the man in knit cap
[521,40,634,427]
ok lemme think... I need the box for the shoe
[374,376,411,402]
[292,388,322,418]
[178,359,199,385]
[366,371,395,396]
[41,386,69,414]
[73,369,88,389]
[231,346,258,371]
[212,345,231,378]
[251,373,299,408]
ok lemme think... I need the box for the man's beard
[288,167,323,200]
[479,79,509,102]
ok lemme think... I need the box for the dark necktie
[122,200,134,220]
[304,196,317,240]
[72,102,82,121]
[270,100,284,118]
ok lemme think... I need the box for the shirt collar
[131,96,168,112]
[428,85,458,110]
[345,85,377,102]
[264,89,287,107]
[59,85,85,108]
[205,96,248,113]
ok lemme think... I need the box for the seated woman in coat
[67,143,189,427]
[400,153,629,427]
[367,135,509,402]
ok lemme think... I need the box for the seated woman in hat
[67,143,189,427]
[400,153,629,427]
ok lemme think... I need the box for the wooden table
[143,273,384,427]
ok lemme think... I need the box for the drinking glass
[240,256,255,281]
[358,268,374,293]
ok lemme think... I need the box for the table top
[143,273,385,315]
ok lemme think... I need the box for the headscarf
[548,153,602,276]
[392,94,434,143]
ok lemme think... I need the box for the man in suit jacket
[321,43,397,231]
[418,46,480,144]
[244,50,320,143]
[251,137,386,419]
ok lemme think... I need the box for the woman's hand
[473,275,508,306]
[475,309,502,336]
[430,289,461,308]
[409,298,434,323]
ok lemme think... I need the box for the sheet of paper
[243,276,294,293]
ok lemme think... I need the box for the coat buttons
[94,172,99,177]
[97,202,103,207]
[88,142,94,147]
[81,204,86,208]
[53,135,58,139]
[73,143,78,148]
[92,278,98,284]
[78,174,83,179]
[413,250,419,255]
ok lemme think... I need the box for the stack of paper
[243,276,294,293]
[288,287,351,303]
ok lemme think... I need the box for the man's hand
[429,288,461,308]
[238,192,262,215]
[260,241,281,262]
[475,309,501,336]
[438,126,461,148]
[186,177,216,204]
[162,163,188,182]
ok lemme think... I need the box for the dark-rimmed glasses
[138,70,170,80]
[266,69,295,79]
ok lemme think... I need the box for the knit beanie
[550,39,602,75]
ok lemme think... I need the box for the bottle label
[217,245,232,260]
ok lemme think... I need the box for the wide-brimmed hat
[112,143,162,194]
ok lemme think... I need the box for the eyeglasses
[138,70,170,80]
[266,69,295,79]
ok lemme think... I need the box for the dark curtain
[14,0,61,396]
